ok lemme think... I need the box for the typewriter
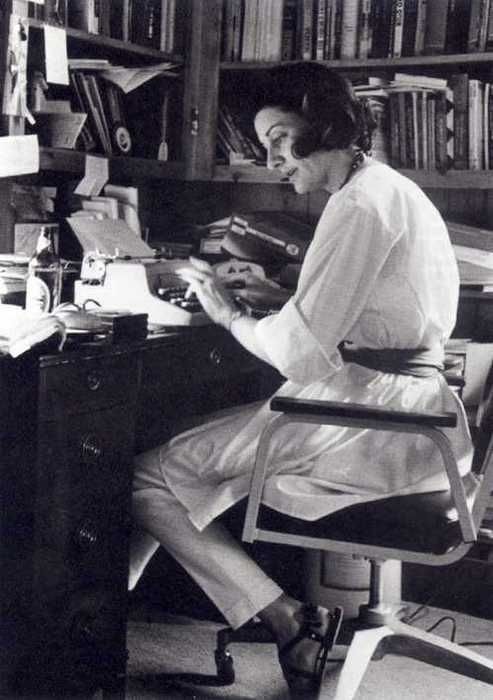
[74,253,210,327]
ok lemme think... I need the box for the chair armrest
[270,396,457,429]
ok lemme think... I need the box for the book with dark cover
[401,0,419,57]
[450,73,469,169]
[281,0,298,60]
[445,0,471,53]
[369,0,393,58]
[423,0,449,55]
[223,211,314,265]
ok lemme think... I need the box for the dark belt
[341,345,444,378]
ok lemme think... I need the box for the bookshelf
[2,1,493,247]
[212,2,493,194]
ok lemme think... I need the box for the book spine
[401,0,418,57]
[315,0,328,60]
[369,0,393,58]
[468,79,483,170]
[487,0,493,49]
[420,91,428,168]
[281,0,298,60]
[340,0,360,58]
[413,0,427,54]
[388,92,401,167]
[358,0,372,59]
[297,0,315,60]
[397,91,408,167]
[423,0,449,55]
[391,0,405,58]
[489,83,493,169]
[468,0,484,52]
[450,73,469,169]
[222,0,235,61]
[484,82,490,170]
[435,89,448,173]
[427,94,436,169]
[330,0,344,58]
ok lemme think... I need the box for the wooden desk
[0,327,281,698]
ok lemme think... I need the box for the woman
[130,63,472,692]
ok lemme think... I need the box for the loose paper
[66,217,154,257]
[35,111,87,149]
[44,25,69,85]
[3,16,34,123]
[0,135,39,177]
[100,62,178,93]
[74,155,109,197]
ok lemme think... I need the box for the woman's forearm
[228,314,272,364]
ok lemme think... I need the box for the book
[468,0,489,52]
[401,0,419,57]
[450,73,469,169]
[68,0,98,33]
[392,73,448,90]
[223,211,314,265]
[445,0,471,53]
[281,0,298,60]
[388,92,401,167]
[0,305,66,358]
[434,88,450,173]
[390,0,405,58]
[222,0,244,61]
[413,0,427,55]
[297,0,315,60]
[315,0,328,60]
[369,0,394,58]
[468,79,484,170]
[358,0,373,59]
[423,0,449,55]
[340,0,360,58]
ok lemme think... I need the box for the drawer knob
[209,348,222,366]
[75,521,99,550]
[86,370,102,391]
[81,435,103,464]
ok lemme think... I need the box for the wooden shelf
[27,19,184,65]
[221,52,493,71]
[39,148,185,180]
[210,163,493,189]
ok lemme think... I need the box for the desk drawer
[38,353,139,418]
[142,332,260,387]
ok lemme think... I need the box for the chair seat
[257,475,480,556]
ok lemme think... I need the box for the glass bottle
[25,226,62,315]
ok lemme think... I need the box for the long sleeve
[255,188,401,384]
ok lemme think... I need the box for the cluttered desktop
[0,208,313,351]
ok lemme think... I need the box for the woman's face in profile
[254,106,330,194]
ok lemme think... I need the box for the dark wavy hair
[254,62,376,157]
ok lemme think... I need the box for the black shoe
[278,603,343,698]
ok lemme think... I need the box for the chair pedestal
[358,559,408,626]
[332,618,493,700]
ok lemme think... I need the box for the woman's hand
[177,257,239,329]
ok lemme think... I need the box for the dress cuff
[255,299,341,384]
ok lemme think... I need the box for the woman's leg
[131,451,283,630]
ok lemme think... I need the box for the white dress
[150,159,472,531]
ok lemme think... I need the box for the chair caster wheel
[214,648,235,685]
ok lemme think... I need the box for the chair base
[333,618,493,700]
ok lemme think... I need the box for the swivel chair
[214,380,493,698]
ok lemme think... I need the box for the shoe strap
[279,604,324,657]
